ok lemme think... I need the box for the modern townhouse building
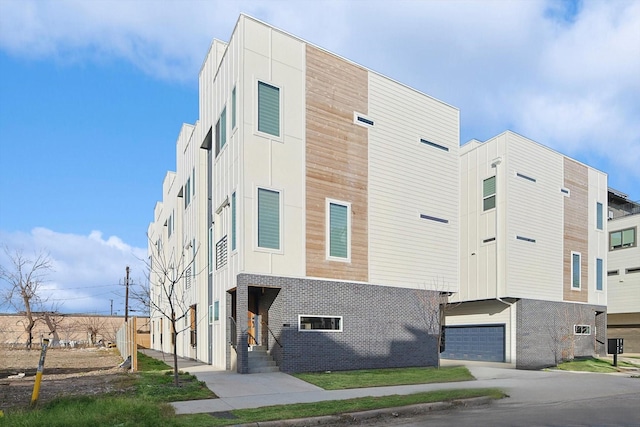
[606,188,640,353]
[149,14,460,373]
[148,122,210,363]
[445,131,608,369]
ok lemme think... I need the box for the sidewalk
[140,349,640,418]
[140,349,513,415]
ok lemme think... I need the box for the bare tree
[41,311,64,346]
[75,316,108,345]
[414,278,459,368]
[131,238,200,386]
[0,248,54,349]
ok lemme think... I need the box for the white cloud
[0,228,147,314]
[0,0,638,194]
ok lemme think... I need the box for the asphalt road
[329,364,640,427]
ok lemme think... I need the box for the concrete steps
[248,345,279,373]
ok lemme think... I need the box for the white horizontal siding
[368,73,459,292]
[504,133,564,301]
[607,214,640,314]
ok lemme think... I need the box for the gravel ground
[0,346,130,410]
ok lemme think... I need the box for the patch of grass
[293,365,474,389]
[194,388,506,426]
[0,396,178,427]
[555,357,619,373]
[135,370,215,402]
[138,351,172,371]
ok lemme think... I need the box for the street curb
[233,396,494,426]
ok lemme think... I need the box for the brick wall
[236,274,440,373]
[516,299,606,369]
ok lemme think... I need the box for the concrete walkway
[138,349,640,416]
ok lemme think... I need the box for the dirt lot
[0,346,130,410]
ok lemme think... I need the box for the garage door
[441,324,505,362]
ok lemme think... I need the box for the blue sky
[0,0,639,314]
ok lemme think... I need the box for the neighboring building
[606,188,640,353]
[445,131,608,369]
[148,15,460,373]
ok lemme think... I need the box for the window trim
[231,86,237,131]
[255,186,283,253]
[353,111,374,128]
[325,198,351,262]
[574,325,591,335]
[596,202,603,230]
[609,226,637,251]
[483,176,496,211]
[231,191,237,252]
[256,80,282,139]
[298,315,343,332]
[596,257,604,291]
[571,251,581,290]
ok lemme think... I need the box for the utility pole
[110,299,113,316]
[125,266,130,322]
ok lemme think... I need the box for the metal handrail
[262,320,283,348]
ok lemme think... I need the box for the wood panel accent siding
[305,45,369,281]
[563,158,588,302]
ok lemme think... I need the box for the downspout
[492,157,516,365]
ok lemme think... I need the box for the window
[574,325,591,335]
[571,252,581,289]
[257,188,280,250]
[185,267,192,289]
[561,187,570,196]
[596,202,603,230]
[327,200,350,260]
[215,107,227,155]
[596,258,603,291]
[185,178,191,208]
[483,237,496,243]
[626,267,640,274]
[208,305,213,325]
[353,111,374,127]
[420,138,449,152]
[208,226,213,273]
[516,172,536,182]
[607,270,619,276]
[299,315,342,331]
[258,81,280,137]
[231,192,236,251]
[214,301,219,321]
[516,235,536,243]
[231,87,237,130]
[610,227,636,250]
[420,214,449,224]
[483,176,496,211]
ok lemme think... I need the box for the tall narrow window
[571,252,581,289]
[231,191,237,251]
[258,81,280,137]
[257,188,280,249]
[327,200,350,260]
[483,176,496,211]
[185,178,191,208]
[596,258,603,291]
[231,87,237,130]
[596,202,603,230]
[216,108,227,155]
[208,226,213,273]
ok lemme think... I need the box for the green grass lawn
[554,357,639,373]
[293,365,474,389]
[0,355,503,427]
